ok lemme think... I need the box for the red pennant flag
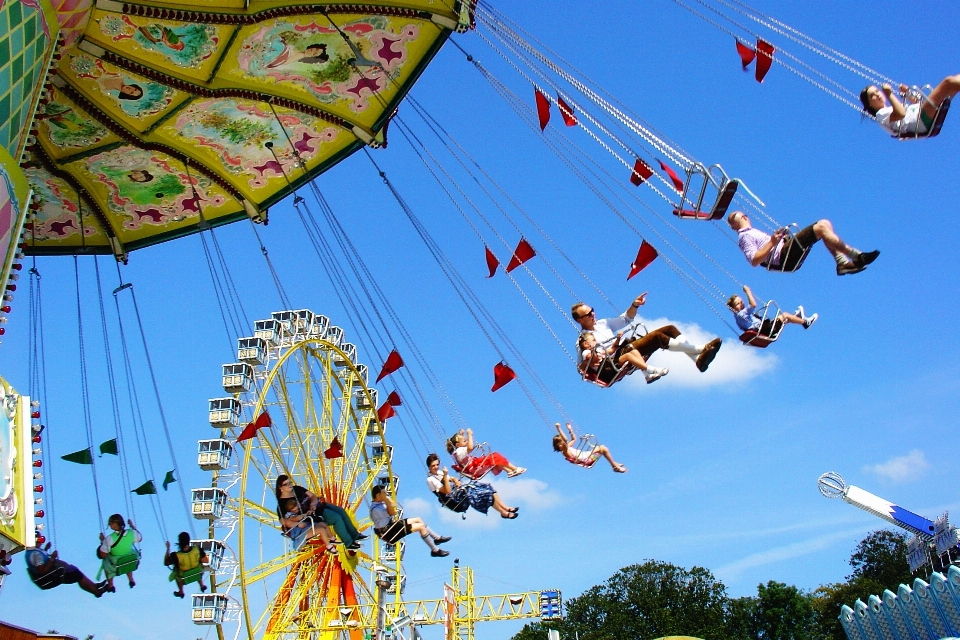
[627,241,658,280]
[324,436,344,459]
[630,159,653,186]
[658,160,685,192]
[387,391,402,407]
[377,401,397,422]
[376,350,404,382]
[535,89,551,131]
[505,238,536,273]
[735,39,756,70]
[557,95,577,126]
[491,361,517,392]
[237,411,272,442]
[485,246,499,278]
[755,39,775,83]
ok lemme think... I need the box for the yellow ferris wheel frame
[234,336,400,640]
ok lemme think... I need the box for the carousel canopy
[24,0,473,258]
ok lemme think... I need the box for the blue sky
[1,0,959,638]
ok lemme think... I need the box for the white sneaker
[794,306,805,320]
[803,313,818,329]
[645,367,669,384]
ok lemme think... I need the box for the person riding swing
[165,532,208,599]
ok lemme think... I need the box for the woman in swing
[552,423,627,473]
[97,513,141,592]
[860,74,960,136]
[425,453,519,519]
[446,428,525,479]
[274,475,366,551]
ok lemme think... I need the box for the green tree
[812,529,913,640]
[513,561,731,640]
[847,529,912,586]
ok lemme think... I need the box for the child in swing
[727,285,816,336]
[446,428,525,478]
[578,330,669,384]
[97,513,141,592]
[860,75,960,136]
[552,423,626,473]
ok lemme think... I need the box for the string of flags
[736,38,775,83]
[61,441,177,494]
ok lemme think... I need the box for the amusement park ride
[190,308,561,640]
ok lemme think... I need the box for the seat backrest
[739,331,773,348]
[895,96,951,139]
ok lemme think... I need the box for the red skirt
[462,452,509,478]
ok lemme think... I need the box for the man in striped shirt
[727,211,879,276]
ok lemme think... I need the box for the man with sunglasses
[726,211,879,276]
[571,294,722,383]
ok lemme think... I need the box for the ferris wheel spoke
[241,498,284,528]
[244,550,305,585]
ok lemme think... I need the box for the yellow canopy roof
[24,0,472,257]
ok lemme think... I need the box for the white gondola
[292,309,316,334]
[326,325,344,348]
[354,364,368,386]
[356,388,377,411]
[334,342,357,367]
[222,363,253,394]
[370,443,394,465]
[190,539,227,573]
[254,318,285,345]
[379,540,405,563]
[192,593,228,625]
[208,398,241,428]
[236,337,266,365]
[377,474,400,496]
[308,314,330,340]
[197,439,233,471]
[191,488,228,520]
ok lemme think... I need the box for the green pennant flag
[132,480,157,495]
[99,439,118,456]
[61,448,93,465]
[162,470,176,491]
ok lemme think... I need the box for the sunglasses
[575,308,595,320]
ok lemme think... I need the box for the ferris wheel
[189,309,403,639]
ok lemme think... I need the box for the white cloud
[618,316,777,389]
[715,527,868,581]
[489,477,562,511]
[404,496,435,517]
[863,450,930,483]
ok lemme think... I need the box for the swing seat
[33,566,65,590]
[672,180,739,221]
[895,97,951,140]
[180,565,205,586]
[113,551,141,576]
[738,302,784,348]
[739,330,776,348]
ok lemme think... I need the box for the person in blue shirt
[369,485,450,557]
[727,285,816,337]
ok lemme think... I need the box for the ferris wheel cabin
[191,488,229,520]
[326,325,344,349]
[222,363,254,394]
[190,539,227,573]
[197,439,234,472]
[236,337,267,366]
[208,398,241,428]
[356,388,378,411]
[334,342,358,367]
[192,593,228,625]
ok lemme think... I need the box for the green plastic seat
[113,550,141,576]
[180,565,204,585]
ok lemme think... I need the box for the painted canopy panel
[23,0,472,257]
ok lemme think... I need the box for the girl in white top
[860,75,960,136]
[425,454,518,518]
[552,423,626,473]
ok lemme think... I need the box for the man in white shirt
[572,293,721,382]
[727,211,878,276]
